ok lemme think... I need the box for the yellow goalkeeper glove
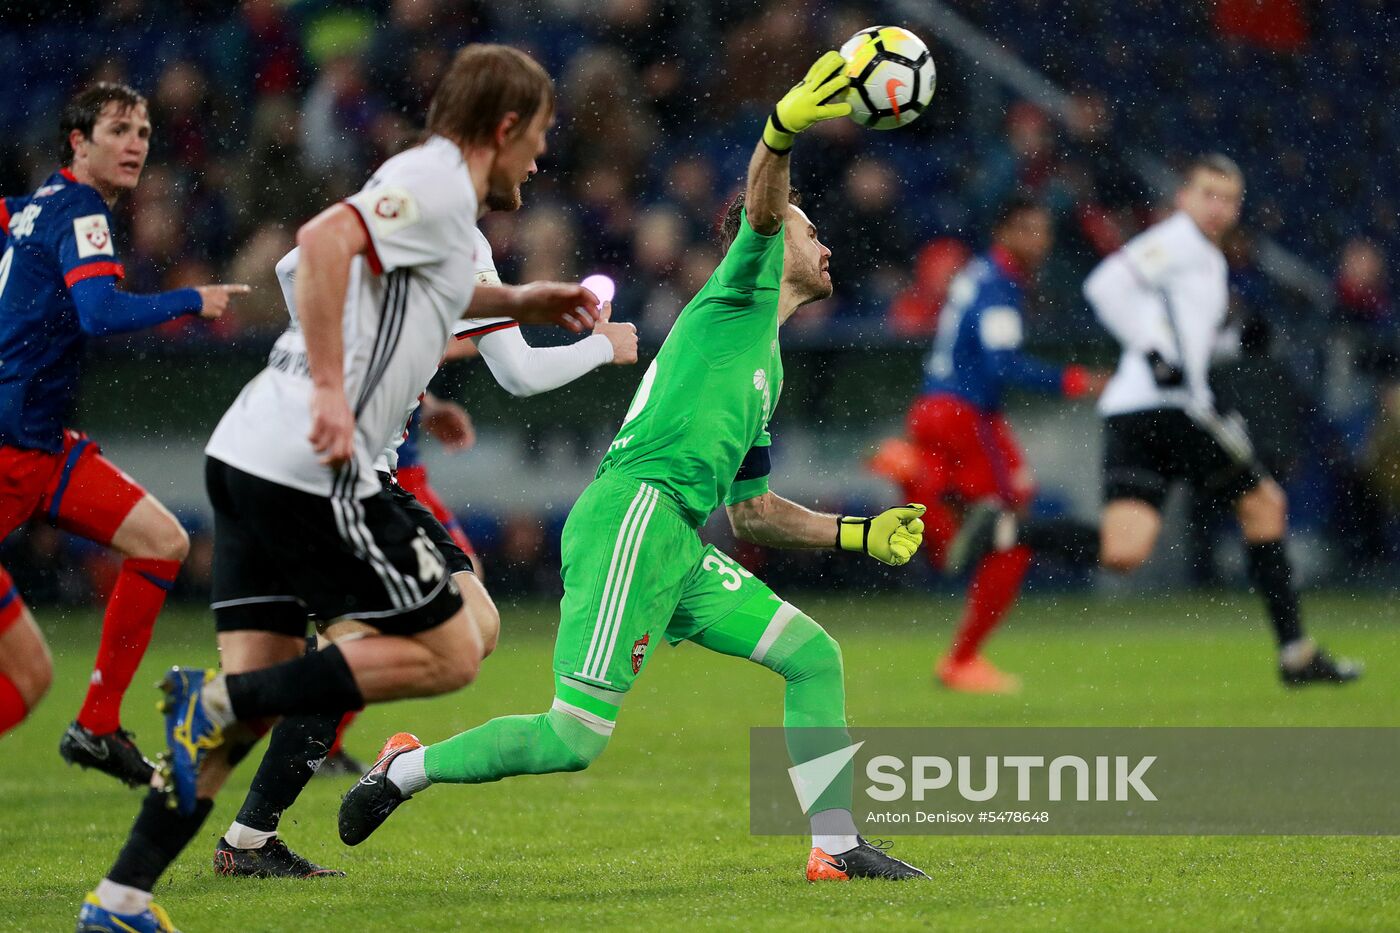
[837,504,927,566]
[763,50,854,154]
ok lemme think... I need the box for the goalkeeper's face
[782,205,834,306]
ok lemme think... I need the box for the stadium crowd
[1,0,1395,602]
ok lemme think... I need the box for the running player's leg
[337,473,696,846]
[181,461,481,751]
[219,473,487,873]
[213,631,346,878]
[1196,419,1359,684]
[670,547,925,880]
[43,433,182,784]
[1097,412,1170,572]
[0,568,50,737]
[913,399,1033,692]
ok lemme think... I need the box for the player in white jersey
[950,155,1358,688]
[212,204,638,881]
[77,45,602,931]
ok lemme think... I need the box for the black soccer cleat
[213,837,345,879]
[943,499,1004,576]
[317,749,368,778]
[807,836,929,881]
[1281,648,1362,687]
[337,732,421,846]
[59,721,156,788]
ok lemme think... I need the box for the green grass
[3,592,1398,931]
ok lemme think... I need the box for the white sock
[813,834,860,855]
[995,512,1018,551]
[96,879,151,916]
[810,807,859,854]
[224,821,276,850]
[386,746,431,796]
[202,674,236,729]
[1280,638,1317,671]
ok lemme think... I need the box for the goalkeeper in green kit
[339,51,930,882]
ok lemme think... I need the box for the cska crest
[631,633,650,675]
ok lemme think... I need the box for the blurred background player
[75,45,603,932]
[338,50,930,882]
[871,194,1105,694]
[956,156,1359,687]
[1085,155,1359,686]
[0,84,245,781]
[213,217,637,880]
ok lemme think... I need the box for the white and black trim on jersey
[355,269,411,417]
[454,318,519,341]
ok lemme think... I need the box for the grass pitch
[2,592,1397,931]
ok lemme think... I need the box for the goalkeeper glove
[837,504,927,566]
[763,50,854,154]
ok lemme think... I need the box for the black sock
[1018,516,1099,564]
[107,791,215,892]
[1245,539,1304,647]
[226,643,364,720]
[235,712,341,834]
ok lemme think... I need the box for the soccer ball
[839,26,936,131]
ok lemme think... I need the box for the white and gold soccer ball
[839,26,937,130]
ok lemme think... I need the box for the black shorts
[378,471,474,576]
[208,457,461,637]
[1102,408,1268,511]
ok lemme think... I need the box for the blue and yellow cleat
[77,892,180,932]
[157,666,224,815]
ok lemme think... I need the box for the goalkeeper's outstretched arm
[745,51,852,236]
[728,492,926,567]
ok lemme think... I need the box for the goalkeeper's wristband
[762,110,794,154]
[836,515,870,553]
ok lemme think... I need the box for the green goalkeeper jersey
[597,211,785,527]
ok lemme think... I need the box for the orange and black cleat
[806,837,929,881]
[337,732,421,846]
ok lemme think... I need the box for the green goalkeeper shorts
[555,468,779,691]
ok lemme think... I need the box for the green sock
[424,676,618,784]
[688,597,851,813]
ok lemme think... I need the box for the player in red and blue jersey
[0,84,247,782]
[872,195,1105,693]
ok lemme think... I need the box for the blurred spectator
[832,158,916,315]
[300,54,378,179]
[1336,237,1392,327]
[224,225,297,335]
[237,95,323,237]
[888,239,972,337]
[240,0,305,98]
[1214,0,1310,53]
[151,60,213,170]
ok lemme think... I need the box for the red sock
[77,557,180,734]
[0,673,27,737]
[328,710,359,756]
[949,546,1031,664]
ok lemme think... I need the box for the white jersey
[1084,211,1229,416]
[373,226,515,474]
[207,136,483,499]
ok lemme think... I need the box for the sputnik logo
[788,741,864,813]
